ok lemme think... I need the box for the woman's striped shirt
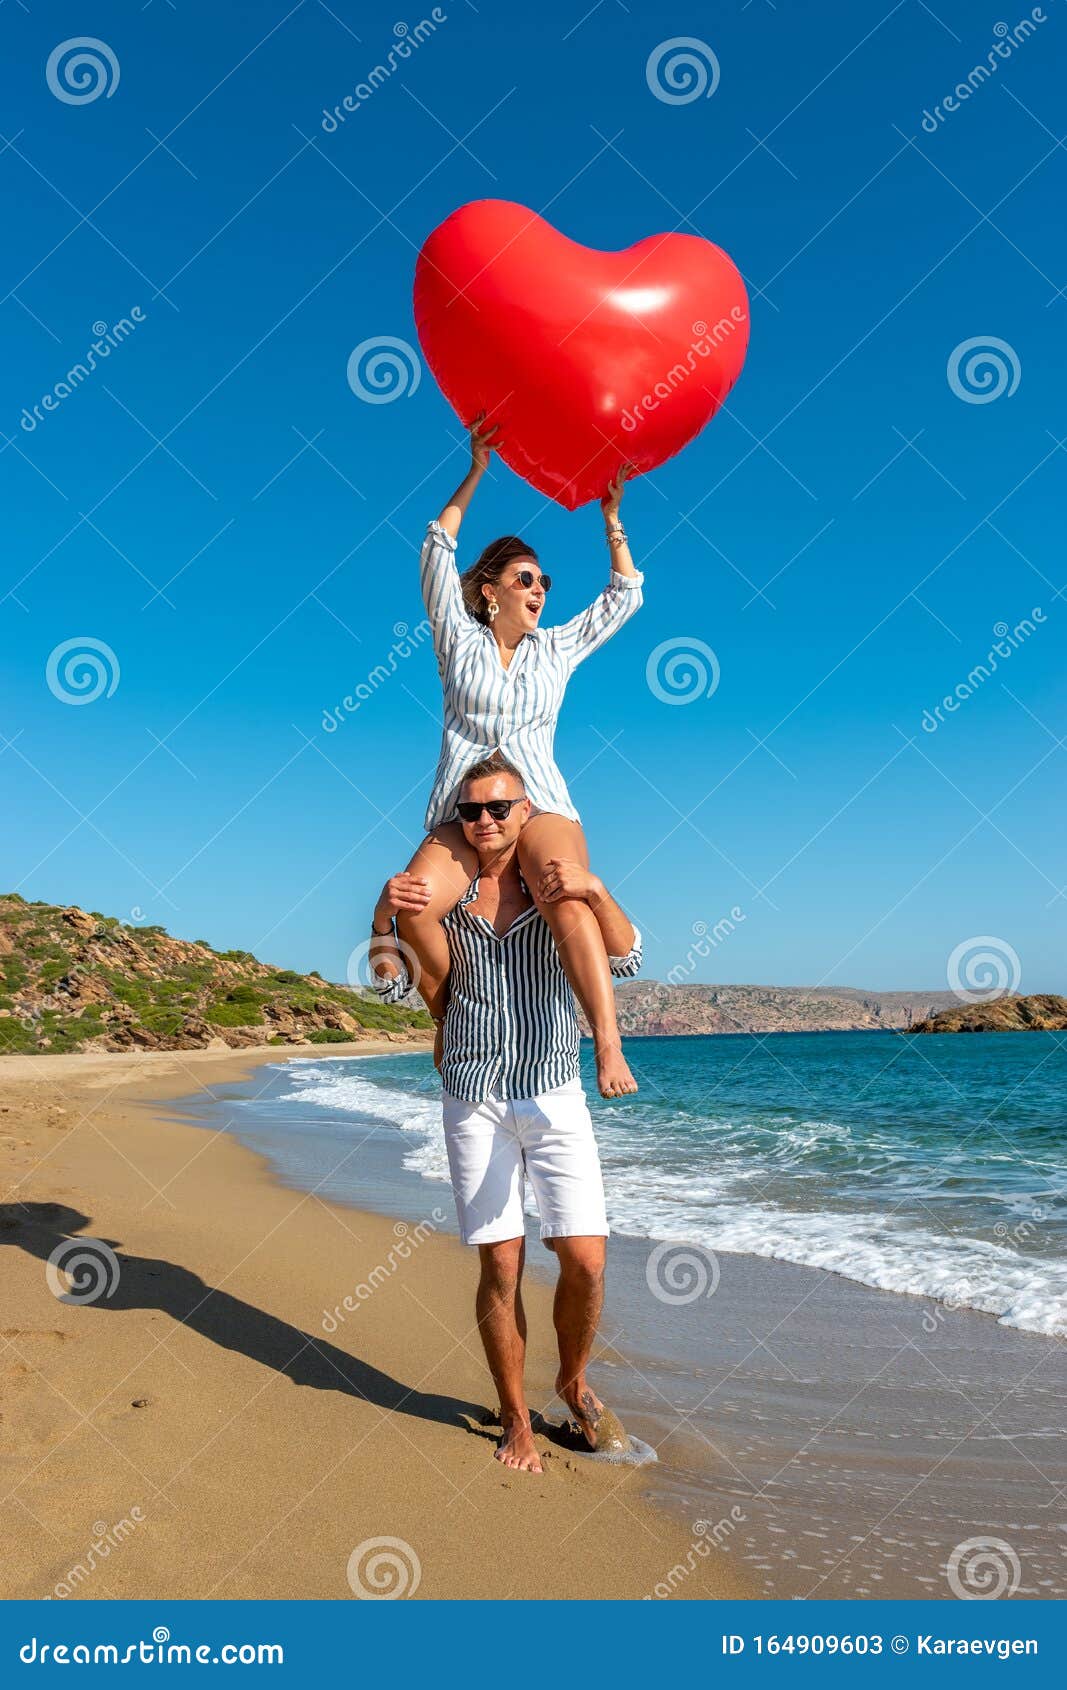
[375,875,643,1103]
[419,520,644,832]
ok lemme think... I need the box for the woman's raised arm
[436,412,500,538]
[420,414,503,662]
[550,463,644,668]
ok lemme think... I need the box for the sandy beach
[0,1044,752,1602]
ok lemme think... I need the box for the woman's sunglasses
[456,798,526,823]
[510,568,552,593]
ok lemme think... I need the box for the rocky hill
[909,994,1067,1034]
[0,895,430,1056]
[609,980,958,1036]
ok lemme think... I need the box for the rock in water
[594,1407,632,1456]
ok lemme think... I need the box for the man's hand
[374,873,430,929]
[537,858,604,906]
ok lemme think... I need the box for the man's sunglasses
[510,568,552,593]
[456,798,526,823]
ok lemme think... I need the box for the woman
[397,413,644,1099]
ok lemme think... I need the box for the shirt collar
[457,869,533,915]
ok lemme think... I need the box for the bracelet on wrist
[371,917,395,937]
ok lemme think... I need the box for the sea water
[208,1030,1067,1339]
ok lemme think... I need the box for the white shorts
[441,1077,609,1246]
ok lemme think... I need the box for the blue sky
[1,0,1064,992]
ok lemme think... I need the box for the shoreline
[0,1043,753,1601]
[169,1043,1067,1601]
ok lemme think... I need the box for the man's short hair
[459,751,526,794]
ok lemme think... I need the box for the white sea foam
[276,1060,1067,1340]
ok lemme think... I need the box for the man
[369,753,641,1475]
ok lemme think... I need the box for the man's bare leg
[550,1235,607,1449]
[476,1237,543,1474]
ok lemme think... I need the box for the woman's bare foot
[556,1370,604,1449]
[595,1040,638,1099]
[494,1412,544,1474]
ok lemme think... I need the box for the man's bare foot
[556,1370,604,1449]
[596,1041,638,1099]
[494,1412,544,1474]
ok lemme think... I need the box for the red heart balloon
[413,199,749,510]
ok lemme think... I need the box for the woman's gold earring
[487,599,499,621]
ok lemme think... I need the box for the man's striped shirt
[375,875,642,1102]
[419,520,644,832]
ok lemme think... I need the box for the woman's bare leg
[517,814,637,1098]
[396,824,478,1034]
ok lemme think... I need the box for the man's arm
[368,873,429,1000]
